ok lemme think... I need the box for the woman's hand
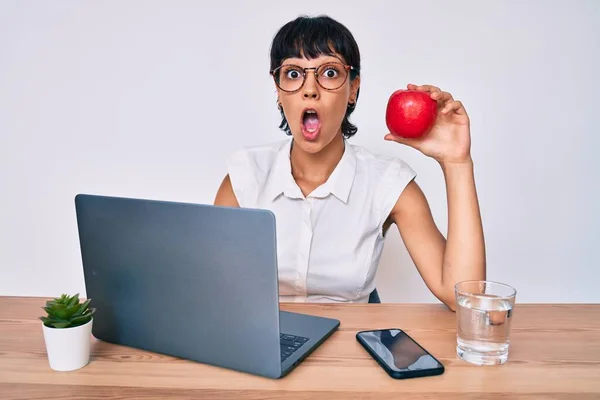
[385,83,472,165]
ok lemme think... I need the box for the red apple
[385,89,437,138]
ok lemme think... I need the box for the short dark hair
[269,15,361,138]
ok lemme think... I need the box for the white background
[1,0,598,303]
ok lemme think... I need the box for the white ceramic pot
[41,318,93,371]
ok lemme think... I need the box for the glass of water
[455,280,517,365]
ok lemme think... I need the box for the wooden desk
[1,297,599,399]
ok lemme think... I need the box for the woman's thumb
[384,133,420,149]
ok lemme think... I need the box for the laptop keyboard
[280,333,309,362]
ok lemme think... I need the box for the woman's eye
[323,68,339,78]
[286,69,302,79]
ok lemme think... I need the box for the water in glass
[455,281,516,365]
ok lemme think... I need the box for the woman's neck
[290,133,345,183]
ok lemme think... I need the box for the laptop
[74,193,340,379]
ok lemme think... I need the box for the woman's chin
[292,134,323,154]
[292,130,342,155]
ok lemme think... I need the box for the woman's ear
[350,75,361,102]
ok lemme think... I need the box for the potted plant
[39,293,96,371]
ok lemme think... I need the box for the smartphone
[356,328,444,379]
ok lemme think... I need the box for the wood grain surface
[1,296,599,399]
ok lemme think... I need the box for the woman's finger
[441,100,466,115]
[419,84,440,93]
[384,133,421,149]
[407,83,440,93]
[431,90,453,103]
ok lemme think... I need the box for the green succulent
[39,293,96,329]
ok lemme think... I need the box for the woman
[214,15,485,310]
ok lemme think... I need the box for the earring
[277,102,283,111]
[348,101,356,109]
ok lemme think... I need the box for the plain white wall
[1,0,598,303]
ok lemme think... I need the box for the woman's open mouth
[301,108,321,141]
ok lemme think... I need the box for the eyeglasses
[270,62,355,93]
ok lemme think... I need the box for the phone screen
[357,329,443,373]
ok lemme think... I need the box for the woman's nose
[302,73,319,99]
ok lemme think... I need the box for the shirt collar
[264,138,357,203]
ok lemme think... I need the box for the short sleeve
[374,158,417,228]
[225,149,259,208]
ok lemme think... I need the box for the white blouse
[226,138,416,303]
